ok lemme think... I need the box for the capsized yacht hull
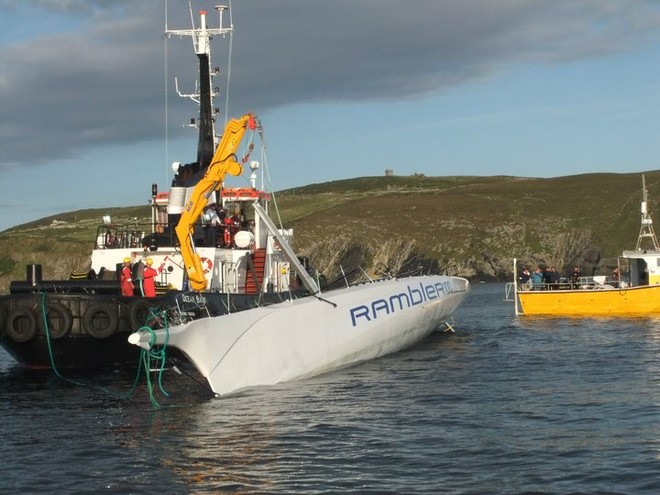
[131,275,469,396]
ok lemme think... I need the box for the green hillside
[1,172,658,292]
[273,172,660,280]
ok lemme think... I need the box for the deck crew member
[121,257,134,296]
[143,258,165,298]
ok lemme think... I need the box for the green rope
[135,308,172,408]
[39,292,170,408]
[40,291,88,388]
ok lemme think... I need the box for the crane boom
[175,113,259,291]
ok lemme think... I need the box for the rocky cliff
[1,172,658,291]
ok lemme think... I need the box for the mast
[635,175,660,251]
[165,5,232,171]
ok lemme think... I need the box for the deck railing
[516,276,623,292]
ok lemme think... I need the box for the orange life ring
[200,257,213,274]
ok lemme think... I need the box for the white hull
[131,275,469,396]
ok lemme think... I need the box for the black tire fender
[83,303,119,339]
[0,303,7,336]
[40,302,73,340]
[128,299,156,331]
[6,307,38,343]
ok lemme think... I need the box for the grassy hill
[1,172,658,292]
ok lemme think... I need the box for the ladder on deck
[245,248,266,294]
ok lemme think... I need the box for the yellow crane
[175,113,259,291]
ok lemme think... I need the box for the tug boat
[0,7,307,370]
[510,176,660,316]
[0,6,470,392]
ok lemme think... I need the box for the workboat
[509,175,660,316]
[0,7,308,369]
[0,6,470,387]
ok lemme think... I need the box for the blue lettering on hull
[349,280,456,327]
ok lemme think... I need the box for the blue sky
[2,0,660,231]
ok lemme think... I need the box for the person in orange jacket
[121,257,134,296]
[142,258,165,297]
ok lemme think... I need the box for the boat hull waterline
[130,275,469,396]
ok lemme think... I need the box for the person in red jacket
[143,258,165,297]
[121,257,133,296]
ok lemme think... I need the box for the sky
[2,0,660,231]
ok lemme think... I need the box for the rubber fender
[5,307,38,343]
[82,303,119,339]
[0,304,7,335]
[128,299,157,331]
[39,302,73,340]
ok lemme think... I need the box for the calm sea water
[2,283,660,494]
